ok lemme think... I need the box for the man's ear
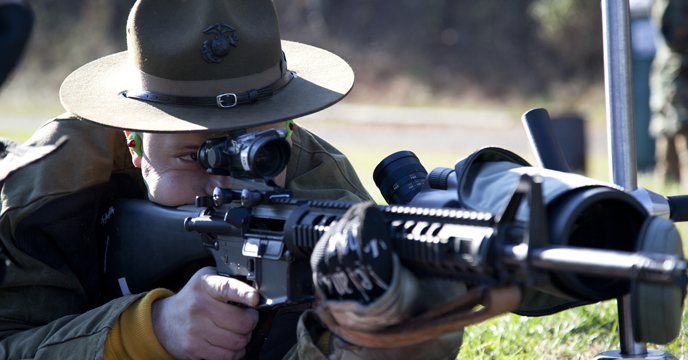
[130,150,142,168]
[123,131,143,168]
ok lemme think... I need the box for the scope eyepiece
[373,151,428,205]
[197,128,291,180]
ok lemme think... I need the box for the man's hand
[151,266,259,360]
[307,202,465,360]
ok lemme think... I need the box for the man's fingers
[193,266,259,307]
[193,267,259,333]
[152,267,262,360]
[204,301,259,335]
[203,272,260,307]
[203,321,253,351]
[181,338,246,360]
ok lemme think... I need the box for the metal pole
[598,1,678,359]
[604,0,637,192]
[587,3,678,358]
[601,0,645,357]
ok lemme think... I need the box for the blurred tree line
[4,0,604,105]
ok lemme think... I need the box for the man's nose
[205,175,232,196]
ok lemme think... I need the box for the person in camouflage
[650,0,688,189]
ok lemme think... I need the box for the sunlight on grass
[457,297,688,359]
[458,301,620,360]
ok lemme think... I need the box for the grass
[0,100,64,144]
[458,298,688,359]
[0,130,35,144]
[458,301,622,359]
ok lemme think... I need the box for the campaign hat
[59,0,354,132]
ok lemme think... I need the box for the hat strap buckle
[216,93,238,108]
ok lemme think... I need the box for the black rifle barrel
[502,244,688,286]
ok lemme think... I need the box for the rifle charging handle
[213,187,237,207]
[240,189,262,208]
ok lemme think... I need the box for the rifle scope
[197,128,291,180]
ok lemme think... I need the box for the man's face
[137,124,287,207]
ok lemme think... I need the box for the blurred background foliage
[1,0,605,109]
[276,0,603,104]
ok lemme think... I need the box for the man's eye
[179,153,198,161]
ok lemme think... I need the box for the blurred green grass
[0,130,34,144]
[0,101,63,144]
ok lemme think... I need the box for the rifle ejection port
[243,238,260,257]
[242,238,284,260]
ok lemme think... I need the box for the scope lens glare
[252,141,283,177]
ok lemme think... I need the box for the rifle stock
[99,200,211,299]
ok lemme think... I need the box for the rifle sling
[318,285,522,349]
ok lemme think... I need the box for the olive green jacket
[0,115,371,359]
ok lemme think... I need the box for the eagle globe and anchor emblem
[202,23,239,63]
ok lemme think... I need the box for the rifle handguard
[318,285,522,348]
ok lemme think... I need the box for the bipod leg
[595,0,678,359]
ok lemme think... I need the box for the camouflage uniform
[649,0,688,188]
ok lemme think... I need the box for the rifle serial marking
[100,206,115,225]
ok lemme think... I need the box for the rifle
[98,128,687,315]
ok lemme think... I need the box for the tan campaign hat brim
[59,40,354,133]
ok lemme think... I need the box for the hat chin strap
[121,69,295,109]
